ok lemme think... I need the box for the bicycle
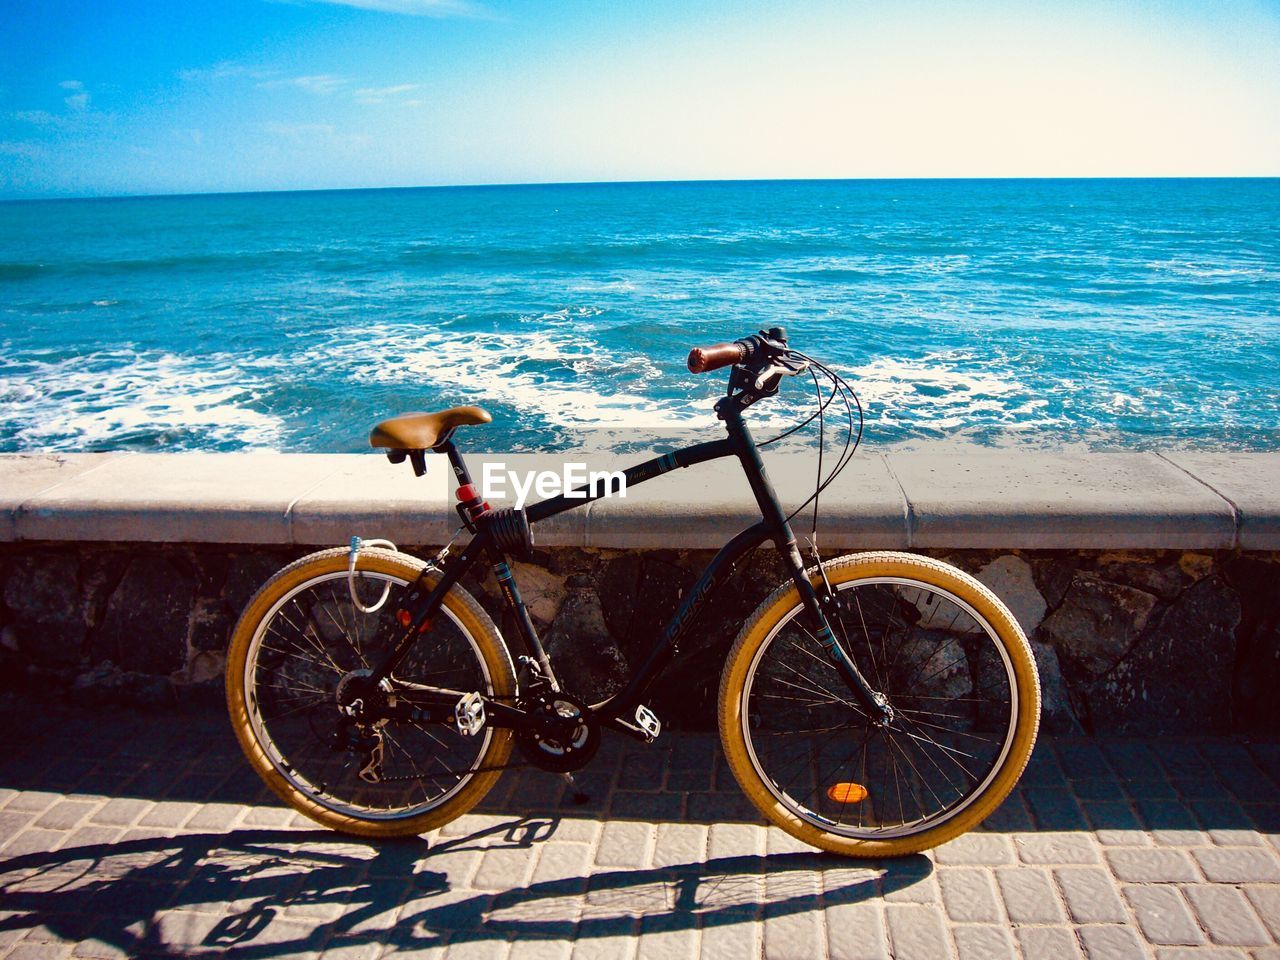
[226,327,1041,857]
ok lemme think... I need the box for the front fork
[784,542,894,726]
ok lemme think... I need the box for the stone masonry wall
[1,541,1276,735]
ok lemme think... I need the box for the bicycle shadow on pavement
[0,822,932,957]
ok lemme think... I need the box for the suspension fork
[725,405,893,725]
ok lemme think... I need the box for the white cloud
[59,80,84,90]
[354,82,420,104]
[355,83,418,97]
[64,91,91,112]
[278,0,481,16]
[261,121,337,141]
[258,74,350,94]
[178,62,275,83]
[0,140,48,159]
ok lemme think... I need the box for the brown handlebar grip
[687,342,746,373]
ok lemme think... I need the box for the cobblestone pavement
[0,708,1278,959]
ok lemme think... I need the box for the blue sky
[1,0,1278,198]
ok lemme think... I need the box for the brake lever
[752,353,811,391]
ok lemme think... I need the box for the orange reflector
[827,783,869,804]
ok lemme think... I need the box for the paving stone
[979,794,1035,832]
[1056,741,1115,780]
[939,868,1002,923]
[2,827,65,855]
[319,942,389,960]
[593,821,652,869]
[1244,885,1280,941]
[1074,779,1127,802]
[180,802,246,831]
[1054,866,1129,923]
[135,801,199,829]
[1182,884,1271,946]
[649,822,706,868]
[531,841,592,886]
[6,722,1280,960]
[1028,788,1091,830]
[881,869,940,905]
[1105,848,1200,883]
[1102,742,1164,779]
[1077,924,1148,960]
[1206,828,1263,847]
[607,791,683,822]
[6,791,62,814]
[705,822,763,860]
[1016,832,1101,864]
[933,833,1015,865]
[507,940,571,960]
[1124,885,1205,945]
[825,901,886,960]
[635,915,698,960]
[6,944,73,960]
[1153,950,1249,960]
[471,845,537,892]
[1022,749,1069,788]
[699,920,760,960]
[885,904,950,960]
[1084,801,1150,847]
[89,798,152,827]
[547,818,603,845]
[0,809,35,838]
[995,865,1065,923]
[63,825,123,849]
[951,924,1017,960]
[1193,847,1280,883]
[762,895,823,960]
[33,801,98,832]
[1139,799,1209,846]
[1015,926,1083,960]
[447,936,511,960]
[570,931,638,960]
[1124,777,1178,799]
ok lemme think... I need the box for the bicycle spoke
[243,570,494,822]
[742,573,1019,841]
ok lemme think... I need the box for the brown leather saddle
[370,405,491,475]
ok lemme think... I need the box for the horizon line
[4,173,1279,205]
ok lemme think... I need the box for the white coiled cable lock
[347,536,399,614]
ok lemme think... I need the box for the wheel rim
[740,576,1019,840]
[243,570,495,821]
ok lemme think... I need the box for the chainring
[515,690,600,773]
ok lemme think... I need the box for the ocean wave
[0,349,283,451]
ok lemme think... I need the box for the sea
[1,178,1277,454]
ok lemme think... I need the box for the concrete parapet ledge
[1,449,1276,550]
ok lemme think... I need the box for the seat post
[436,438,474,490]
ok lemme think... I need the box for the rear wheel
[226,547,515,837]
[719,552,1040,857]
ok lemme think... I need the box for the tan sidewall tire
[718,551,1041,857]
[226,547,515,838]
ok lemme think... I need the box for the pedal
[634,704,662,741]
[455,691,486,737]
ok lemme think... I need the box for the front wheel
[226,547,516,837]
[719,551,1040,857]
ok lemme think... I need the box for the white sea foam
[310,322,719,437]
[0,348,284,450]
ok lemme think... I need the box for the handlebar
[687,326,790,375]
[686,342,747,373]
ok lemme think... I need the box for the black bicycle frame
[366,394,888,735]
